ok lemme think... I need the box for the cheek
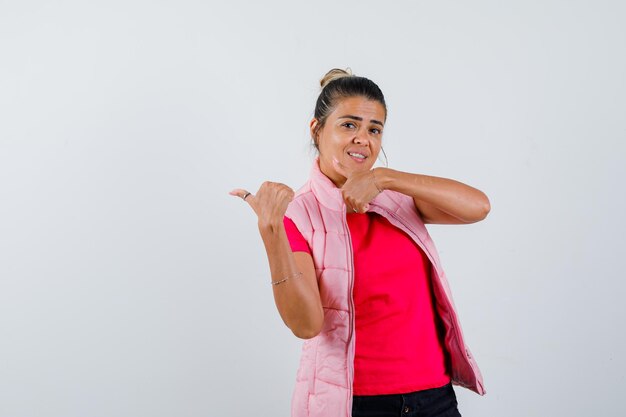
[371,143,383,161]
[319,133,345,153]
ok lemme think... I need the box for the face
[311,96,386,187]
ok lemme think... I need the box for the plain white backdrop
[1,1,625,416]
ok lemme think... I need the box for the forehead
[331,96,386,121]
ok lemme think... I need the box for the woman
[230,68,489,417]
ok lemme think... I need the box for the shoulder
[287,181,319,212]
[292,181,314,201]
[285,181,317,226]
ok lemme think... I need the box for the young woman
[231,68,489,417]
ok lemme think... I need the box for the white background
[1,1,625,416]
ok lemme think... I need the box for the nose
[353,129,369,145]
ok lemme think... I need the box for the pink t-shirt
[283,213,450,395]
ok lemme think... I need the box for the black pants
[352,382,462,417]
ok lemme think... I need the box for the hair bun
[320,68,353,89]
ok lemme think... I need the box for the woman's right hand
[230,182,323,339]
[230,182,295,229]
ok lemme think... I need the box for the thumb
[333,157,354,180]
[229,188,256,207]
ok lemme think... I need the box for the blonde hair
[320,68,354,89]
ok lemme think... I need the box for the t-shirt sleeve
[283,216,312,254]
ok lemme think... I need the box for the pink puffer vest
[285,160,486,417]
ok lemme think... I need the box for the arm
[258,221,323,339]
[374,167,491,224]
[231,183,324,339]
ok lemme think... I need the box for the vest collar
[309,157,345,212]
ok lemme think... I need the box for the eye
[370,128,382,135]
[341,122,356,129]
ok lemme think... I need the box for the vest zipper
[343,207,356,417]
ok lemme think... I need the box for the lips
[346,149,369,162]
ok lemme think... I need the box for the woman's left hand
[333,158,382,213]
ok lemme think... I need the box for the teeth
[348,152,366,159]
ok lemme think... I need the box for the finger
[345,196,361,213]
[332,157,355,180]
[347,196,369,213]
[354,203,369,213]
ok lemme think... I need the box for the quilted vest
[285,159,486,417]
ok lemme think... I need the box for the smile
[348,152,367,160]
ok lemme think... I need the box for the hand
[229,181,295,228]
[332,158,383,213]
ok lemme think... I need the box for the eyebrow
[338,115,384,127]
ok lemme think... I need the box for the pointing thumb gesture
[230,182,295,227]
[229,188,258,213]
[332,157,383,213]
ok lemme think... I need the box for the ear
[309,118,320,146]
